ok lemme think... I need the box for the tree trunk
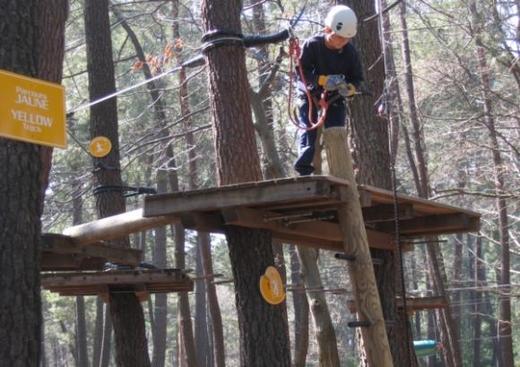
[72,177,89,367]
[199,232,226,367]
[297,249,340,366]
[337,1,416,365]
[451,234,464,340]
[289,246,309,367]
[93,299,112,367]
[93,298,103,367]
[169,3,200,365]
[472,236,483,367]
[398,2,463,365]
[83,1,150,366]
[37,0,68,200]
[194,243,211,367]
[426,244,461,367]
[152,170,168,367]
[470,2,513,365]
[0,0,66,364]
[37,3,68,367]
[249,5,329,366]
[113,11,173,367]
[200,1,291,365]
[173,222,198,367]
[75,297,89,367]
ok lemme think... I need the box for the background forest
[31,0,519,366]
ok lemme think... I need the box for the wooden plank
[222,207,396,251]
[41,233,142,266]
[396,296,448,310]
[41,269,191,288]
[360,184,481,217]
[362,203,415,223]
[260,199,341,212]
[374,213,480,236]
[41,253,107,271]
[144,177,345,217]
[63,209,180,246]
[180,212,223,232]
[41,253,82,270]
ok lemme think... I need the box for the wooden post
[323,127,394,367]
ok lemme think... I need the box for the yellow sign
[89,136,112,158]
[259,266,286,305]
[0,69,66,148]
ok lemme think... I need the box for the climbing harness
[287,37,330,131]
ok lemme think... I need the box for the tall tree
[72,175,89,367]
[111,9,171,366]
[398,3,464,366]
[37,2,68,366]
[0,0,66,365]
[83,1,150,365]
[469,1,513,365]
[200,0,290,365]
[170,3,200,366]
[339,0,416,365]
[247,2,336,365]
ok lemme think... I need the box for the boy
[294,5,363,176]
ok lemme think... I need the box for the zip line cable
[64,54,206,156]
[67,63,186,115]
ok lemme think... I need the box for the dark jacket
[297,34,364,97]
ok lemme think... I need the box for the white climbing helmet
[324,5,357,38]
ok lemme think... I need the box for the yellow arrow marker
[89,136,112,158]
[259,266,286,305]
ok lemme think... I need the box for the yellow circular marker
[89,136,112,158]
[259,266,286,305]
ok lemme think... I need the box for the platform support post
[323,127,393,367]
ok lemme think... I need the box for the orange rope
[287,37,328,131]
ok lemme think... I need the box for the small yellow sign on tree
[259,266,286,305]
[89,136,112,158]
[0,70,66,148]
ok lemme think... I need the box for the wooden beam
[374,213,480,236]
[133,284,150,302]
[144,177,345,217]
[347,296,447,313]
[323,127,393,367]
[396,296,448,310]
[41,269,191,288]
[222,207,396,251]
[41,233,142,267]
[180,212,223,232]
[362,203,415,223]
[41,254,105,271]
[62,209,180,246]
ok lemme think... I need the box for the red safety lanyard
[288,37,329,131]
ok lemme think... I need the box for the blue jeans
[294,96,347,176]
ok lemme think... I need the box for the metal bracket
[335,253,356,262]
[347,320,372,328]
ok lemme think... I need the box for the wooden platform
[41,269,193,301]
[56,176,480,254]
[41,233,142,271]
[143,176,480,252]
